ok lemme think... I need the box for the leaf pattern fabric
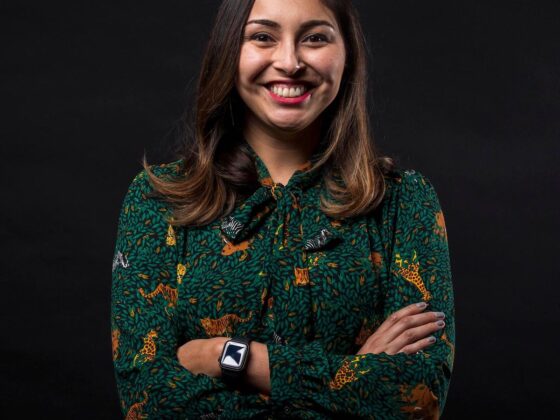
[111,144,455,419]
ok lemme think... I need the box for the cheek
[325,56,346,81]
[306,50,346,84]
[238,47,269,83]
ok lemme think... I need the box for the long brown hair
[142,0,395,227]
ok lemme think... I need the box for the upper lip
[265,80,316,88]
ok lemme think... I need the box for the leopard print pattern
[394,250,433,301]
[139,283,178,308]
[132,330,157,366]
[200,312,253,337]
[329,355,371,390]
[294,266,310,286]
[124,391,148,420]
[176,263,187,284]
[166,224,176,246]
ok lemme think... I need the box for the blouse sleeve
[110,168,264,419]
[266,170,455,419]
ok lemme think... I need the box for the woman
[111,0,455,418]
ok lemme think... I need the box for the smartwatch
[218,336,252,385]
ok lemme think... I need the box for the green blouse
[111,145,455,419]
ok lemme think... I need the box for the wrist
[213,337,230,377]
[245,341,270,395]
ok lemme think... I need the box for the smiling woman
[110,0,455,418]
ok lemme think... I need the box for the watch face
[220,341,248,370]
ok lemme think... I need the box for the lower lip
[267,88,312,104]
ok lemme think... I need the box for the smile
[265,83,313,104]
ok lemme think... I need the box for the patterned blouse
[111,144,455,419]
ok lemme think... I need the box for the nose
[272,40,304,75]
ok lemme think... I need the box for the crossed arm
[177,298,446,396]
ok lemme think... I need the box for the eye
[249,33,274,43]
[303,33,329,43]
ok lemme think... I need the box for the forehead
[247,0,337,27]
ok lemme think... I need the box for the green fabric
[111,143,455,419]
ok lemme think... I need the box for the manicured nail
[436,320,445,327]
[435,312,445,319]
[416,302,428,308]
[427,336,436,343]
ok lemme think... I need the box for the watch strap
[219,336,252,385]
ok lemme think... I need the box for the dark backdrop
[2,1,558,418]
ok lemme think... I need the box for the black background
[2,1,559,418]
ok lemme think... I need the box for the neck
[242,116,322,186]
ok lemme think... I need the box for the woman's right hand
[356,302,446,356]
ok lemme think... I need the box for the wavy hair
[142,0,395,227]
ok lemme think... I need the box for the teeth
[270,84,308,98]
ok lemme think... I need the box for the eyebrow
[245,19,335,31]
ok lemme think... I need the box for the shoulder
[119,159,185,221]
[368,168,445,243]
[382,168,440,204]
[368,167,442,226]
[126,157,185,197]
[114,161,184,266]
[126,158,185,196]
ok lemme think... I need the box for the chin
[270,121,309,133]
[266,114,315,132]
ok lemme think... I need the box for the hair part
[142,0,395,228]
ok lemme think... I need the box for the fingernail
[435,312,445,319]
[427,336,436,343]
[416,302,428,308]
[436,320,445,327]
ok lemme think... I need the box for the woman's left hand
[177,337,229,377]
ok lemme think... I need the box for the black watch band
[218,336,252,385]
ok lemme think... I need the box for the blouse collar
[244,140,325,192]
[219,140,343,250]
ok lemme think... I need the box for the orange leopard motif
[166,224,176,246]
[112,328,120,361]
[329,355,371,390]
[176,263,187,284]
[133,330,158,366]
[434,211,447,240]
[200,312,253,337]
[394,250,432,301]
[125,391,148,420]
[400,383,440,419]
[139,283,178,308]
[294,266,310,286]
[221,234,251,261]
[221,239,250,256]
